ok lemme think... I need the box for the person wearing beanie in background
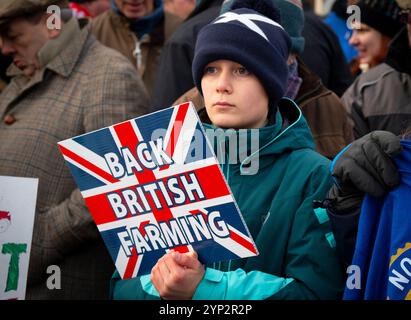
[69,0,110,18]
[110,0,345,300]
[324,0,411,275]
[348,0,404,73]
[174,0,354,159]
[341,0,410,139]
[0,0,150,299]
[316,1,411,299]
[91,0,184,98]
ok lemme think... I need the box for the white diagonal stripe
[59,139,112,173]
[214,12,284,42]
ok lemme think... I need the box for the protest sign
[0,176,38,300]
[58,102,258,279]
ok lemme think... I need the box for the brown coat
[91,10,182,97]
[295,59,354,159]
[175,60,353,159]
[0,19,150,299]
[0,79,6,93]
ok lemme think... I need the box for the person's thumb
[173,251,200,269]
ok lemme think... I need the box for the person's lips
[126,1,144,10]
[125,0,144,5]
[14,59,24,68]
[213,101,235,108]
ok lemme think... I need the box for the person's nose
[349,31,359,47]
[1,38,16,56]
[215,70,233,95]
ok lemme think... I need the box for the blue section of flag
[134,107,174,143]
[185,122,215,164]
[138,250,165,276]
[73,127,122,160]
[194,238,240,265]
[100,226,127,262]
[67,161,105,191]
[205,202,248,234]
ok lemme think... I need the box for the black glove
[328,130,403,213]
[322,131,402,268]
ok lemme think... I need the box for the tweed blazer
[0,19,150,299]
[91,10,182,97]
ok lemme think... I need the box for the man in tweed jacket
[0,0,150,299]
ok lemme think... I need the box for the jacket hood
[200,98,315,173]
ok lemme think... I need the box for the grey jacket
[342,63,411,138]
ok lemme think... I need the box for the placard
[0,176,38,300]
[58,102,258,279]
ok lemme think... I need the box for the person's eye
[235,67,250,76]
[204,66,217,74]
[357,27,369,33]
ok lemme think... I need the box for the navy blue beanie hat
[357,0,404,38]
[221,0,305,55]
[192,0,291,109]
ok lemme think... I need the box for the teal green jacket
[110,98,345,300]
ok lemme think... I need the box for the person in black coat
[151,0,223,109]
[301,10,353,96]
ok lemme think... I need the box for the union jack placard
[58,102,258,279]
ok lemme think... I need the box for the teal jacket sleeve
[268,163,346,300]
[111,266,294,300]
[193,268,293,299]
[110,271,160,300]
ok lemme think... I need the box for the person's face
[349,22,391,68]
[0,17,50,78]
[114,0,154,19]
[89,0,111,17]
[163,0,195,20]
[201,60,269,129]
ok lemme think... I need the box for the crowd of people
[0,0,410,300]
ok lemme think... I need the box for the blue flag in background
[344,140,411,300]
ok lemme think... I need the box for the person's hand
[332,130,402,196]
[150,250,205,300]
[327,131,402,213]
